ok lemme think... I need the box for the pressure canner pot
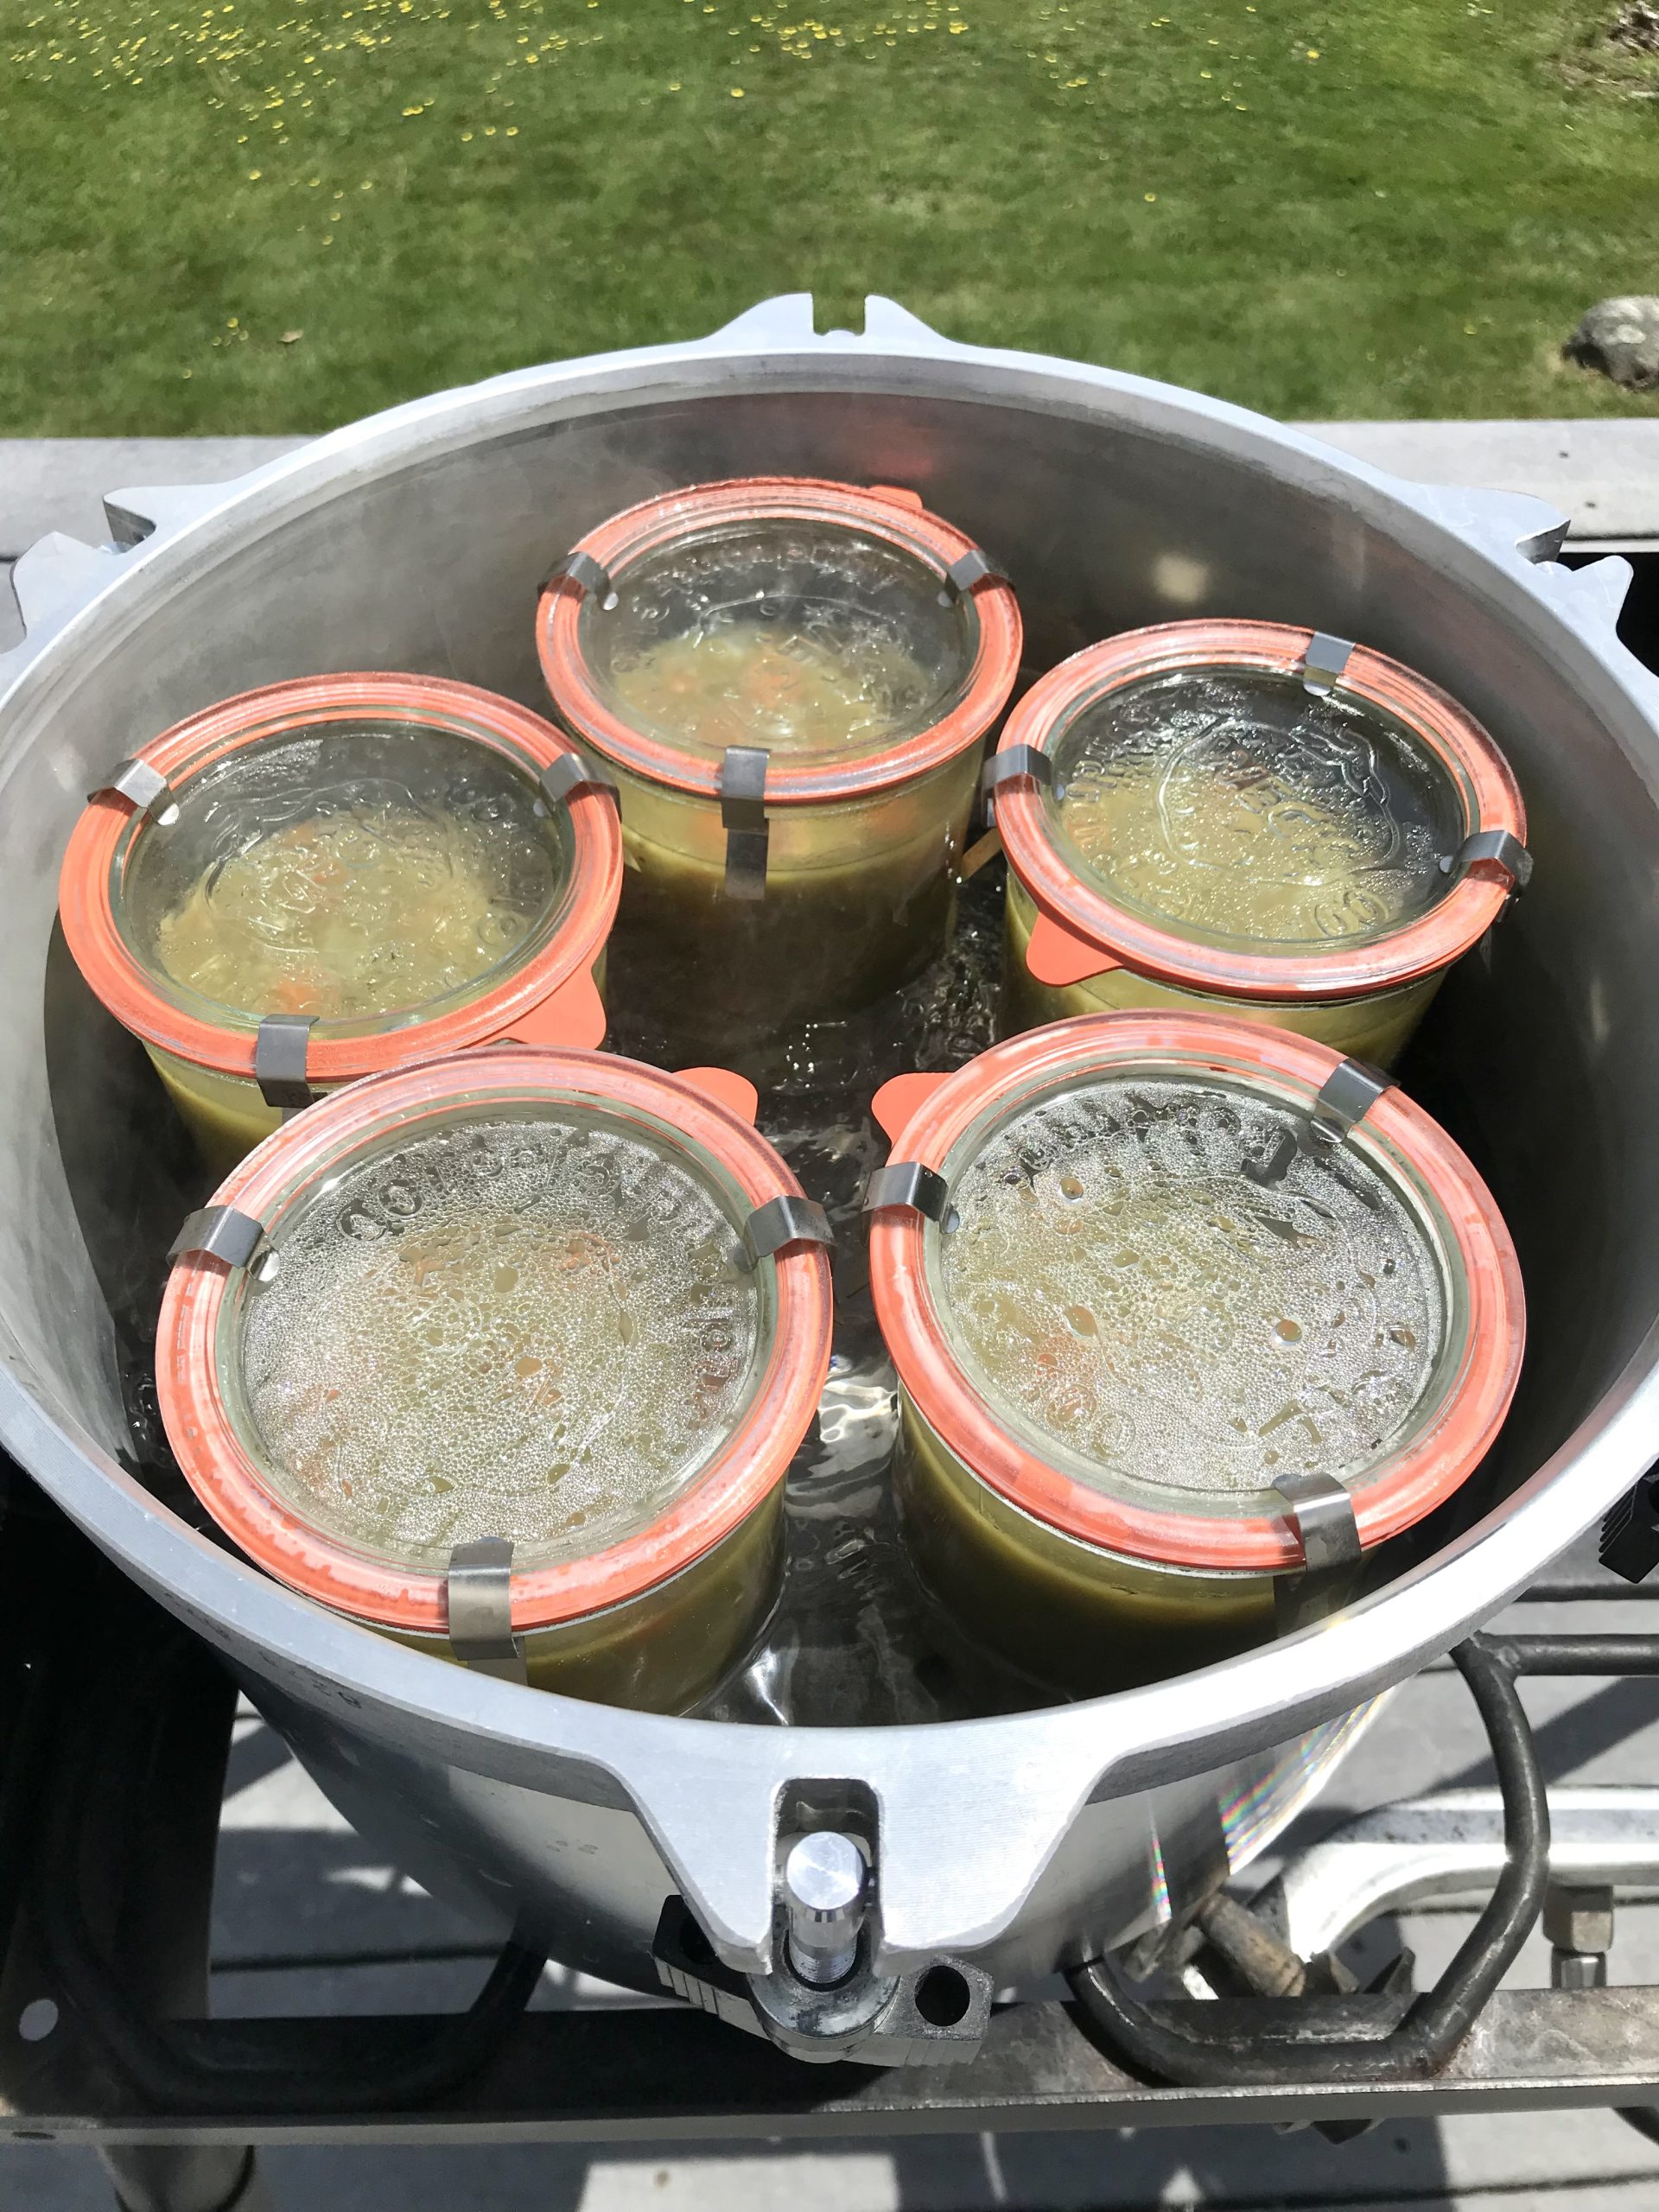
[3,296,1657,2066]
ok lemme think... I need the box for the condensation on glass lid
[1046,667,1467,950]
[582,520,978,760]
[936,1077,1448,1516]
[230,1114,766,1568]
[119,723,569,1026]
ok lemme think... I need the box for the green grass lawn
[2,0,1656,431]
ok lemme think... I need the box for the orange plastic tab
[677,1067,760,1125]
[499,965,607,1051]
[871,1071,952,1147]
[1026,908,1118,990]
[867,484,926,511]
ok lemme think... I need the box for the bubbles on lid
[582,519,976,760]
[1050,667,1464,950]
[122,725,567,1025]
[936,1077,1445,1510]
[233,1114,765,1569]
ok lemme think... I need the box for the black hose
[1488,1634,1659,1676]
[1067,1637,1549,2085]
[37,1633,547,2116]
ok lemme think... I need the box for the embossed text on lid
[931,1071,1451,1522]
[227,1106,770,1573]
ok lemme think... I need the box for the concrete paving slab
[0,439,307,558]
[4,420,1656,662]
[1301,422,1659,546]
[2,422,1658,574]
[11,2119,1659,2212]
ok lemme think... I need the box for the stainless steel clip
[1444,826,1534,894]
[938,547,1007,605]
[255,1014,317,1111]
[980,746,1054,800]
[1311,1057,1393,1143]
[539,549,611,601]
[1299,632,1354,696]
[742,1195,836,1268]
[90,757,176,822]
[862,1162,950,1221]
[168,1205,266,1269]
[539,751,620,810]
[1272,1470,1363,1634]
[719,745,771,902]
[446,1536,528,1685]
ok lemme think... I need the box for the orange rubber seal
[156,1046,835,1634]
[869,1012,1525,1573]
[993,622,1527,1003]
[58,675,624,1084]
[536,477,1024,804]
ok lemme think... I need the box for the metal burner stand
[4,1463,1659,2212]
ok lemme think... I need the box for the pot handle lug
[700,293,963,354]
[6,532,121,637]
[634,1745,1096,1978]
[3,466,292,687]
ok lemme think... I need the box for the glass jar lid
[60,676,623,1084]
[993,623,1527,1001]
[156,1046,834,1632]
[868,1014,1524,1573]
[537,478,1023,803]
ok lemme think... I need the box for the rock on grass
[1563,296,1659,391]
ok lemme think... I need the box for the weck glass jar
[990,621,1529,1067]
[59,674,623,1170]
[867,1012,1524,1694]
[155,1045,835,1711]
[536,476,1022,1065]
